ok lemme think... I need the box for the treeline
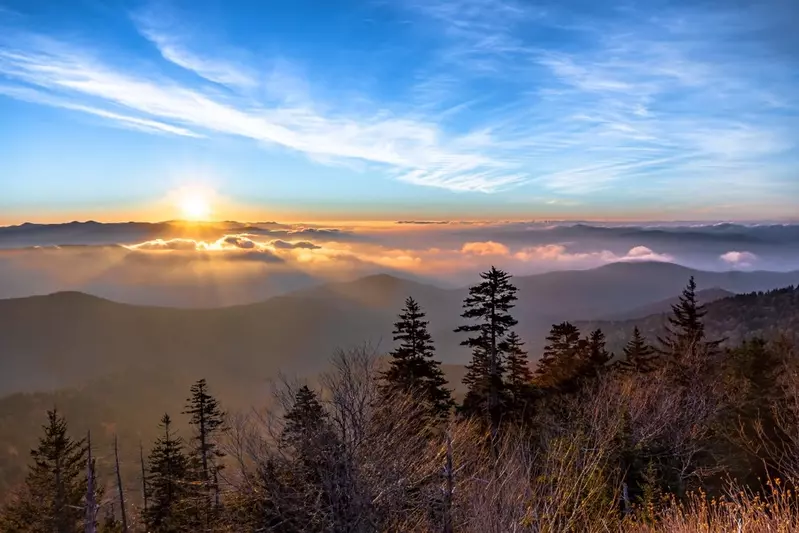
[2,269,799,532]
[582,284,799,353]
[0,380,226,532]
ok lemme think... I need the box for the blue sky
[0,0,797,223]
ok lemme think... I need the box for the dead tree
[139,442,148,518]
[115,435,129,532]
[85,431,97,533]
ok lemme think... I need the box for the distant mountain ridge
[578,285,799,353]
[0,220,295,248]
[2,261,799,398]
[3,219,799,250]
[510,261,799,323]
[602,287,736,321]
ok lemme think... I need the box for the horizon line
[2,217,799,229]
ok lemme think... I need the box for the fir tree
[281,385,329,455]
[460,344,504,420]
[534,322,587,390]
[280,385,338,487]
[502,331,535,419]
[278,386,338,532]
[0,409,90,533]
[145,414,191,533]
[584,328,611,376]
[183,379,227,521]
[619,327,657,373]
[456,266,518,435]
[657,276,722,360]
[381,297,453,420]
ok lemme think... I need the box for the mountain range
[2,261,798,397]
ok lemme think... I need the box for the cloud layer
[1,220,797,306]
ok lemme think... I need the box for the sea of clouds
[1,220,797,306]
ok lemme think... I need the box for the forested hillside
[581,285,799,353]
[2,268,799,532]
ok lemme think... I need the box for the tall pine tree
[0,409,90,533]
[381,297,453,420]
[145,414,192,533]
[456,266,518,435]
[584,328,611,376]
[657,276,722,362]
[183,378,227,522]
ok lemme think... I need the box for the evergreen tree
[584,328,611,376]
[145,414,191,533]
[719,338,786,487]
[502,331,535,419]
[281,385,330,456]
[278,386,339,533]
[657,276,722,361]
[534,322,587,390]
[455,266,518,435]
[381,297,454,420]
[460,344,504,421]
[183,379,227,521]
[618,327,657,373]
[0,409,89,533]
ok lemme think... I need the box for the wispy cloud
[131,6,257,89]
[0,33,522,192]
[405,0,540,72]
[0,0,796,209]
[0,83,201,137]
[403,0,799,200]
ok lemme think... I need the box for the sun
[177,191,212,221]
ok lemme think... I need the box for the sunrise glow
[176,189,213,221]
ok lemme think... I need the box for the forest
[1,269,798,532]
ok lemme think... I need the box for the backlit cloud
[461,241,510,256]
[514,245,616,263]
[270,240,322,250]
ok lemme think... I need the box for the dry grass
[215,347,799,533]
[628,481,799,533]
